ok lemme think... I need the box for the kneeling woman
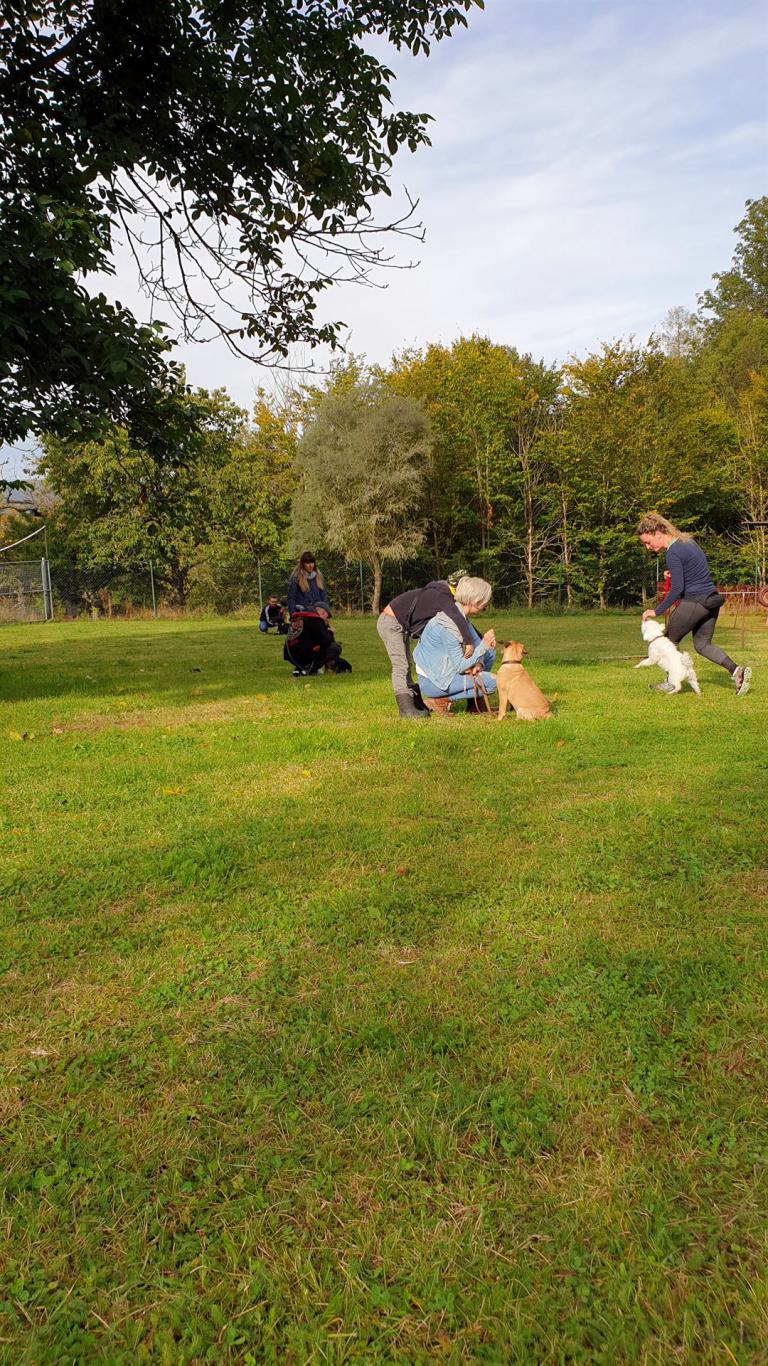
[284,604,341,676]
[413,576,496,713]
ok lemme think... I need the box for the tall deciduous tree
[39,387,254,603]
[498,348,560,608]
[192,391,297,607]
[700,197,768,322]
[0,0,483,443]
[389,336,559,600]
[732,370,768,583]
[559,343,665,608]
[207,392,297,564]
[294,371,428,612]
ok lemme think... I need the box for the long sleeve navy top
[654,540,717,616]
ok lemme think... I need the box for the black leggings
[665,600,736,673]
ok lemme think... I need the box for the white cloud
[4,0,766,477]
[300,0,767,370]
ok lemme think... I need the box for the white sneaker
[734,665,752,696]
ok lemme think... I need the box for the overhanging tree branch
[0,0,484,441]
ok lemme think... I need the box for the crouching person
[284,604,345,676]
[377,575,479,719]
[259,595,284,632]
[413,577,496,714]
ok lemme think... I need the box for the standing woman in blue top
[637,513,752,695]
[287,551,331,616]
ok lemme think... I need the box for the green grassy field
[2,611,767,1364]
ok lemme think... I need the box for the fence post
[741,592,746,653]
[359,561,364,614]
[46,558,54,621]
[257,558,263,610]
[149,562,157,619]
[41,557,52,621]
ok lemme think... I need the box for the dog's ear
[500,639,512,648]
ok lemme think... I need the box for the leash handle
[472,670,492,713]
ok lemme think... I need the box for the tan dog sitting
[496,641,552,721]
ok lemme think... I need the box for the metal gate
[0,558,54,623]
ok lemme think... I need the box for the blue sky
[336,0,768,368]
[3,0,767,478]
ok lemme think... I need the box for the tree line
[4,196,767,614]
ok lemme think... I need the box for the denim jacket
[413,610,495,691]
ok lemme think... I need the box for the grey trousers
[376,611,414,694]
[666,599,736,673]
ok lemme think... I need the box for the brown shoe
[423,695,452,715]
[465,696,496,716]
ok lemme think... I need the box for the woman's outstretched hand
[641,610,656,621]
[482,629,496,647]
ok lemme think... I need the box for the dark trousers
[665,599,736,673]
[306,641,341,674]
[286,639,341,673]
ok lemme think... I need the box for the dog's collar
[498,659,524,667]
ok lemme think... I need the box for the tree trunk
[431,523,443,578]
[169,566,187,608]
[597,550,607,610]
[371,557,382,615]
[473,440,489,552]
[521,447,534,609]
[560,491,573,608]
[747,473,767,585]
[526,509,534,610]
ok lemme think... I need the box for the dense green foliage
[700,198,768,322]
[294,365,430,611]
[376,195,768,603]
[0,0,483,442]
[1,614,767,1360]
[8,196,768,612]
[38,387,295,607]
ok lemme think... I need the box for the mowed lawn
[1,612,767,1364]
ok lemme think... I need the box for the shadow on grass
[0,620,380,708]
[1,614,760,709]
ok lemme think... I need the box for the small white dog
[635,619,701,695]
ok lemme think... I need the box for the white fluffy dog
[636,618,701,695]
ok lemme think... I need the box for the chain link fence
[32,553,410,619]
[4,552,766,622]
[0,558,53,623]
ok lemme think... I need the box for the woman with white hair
[413,576,497,714]
[377,574,479,718]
